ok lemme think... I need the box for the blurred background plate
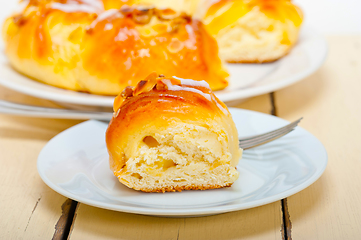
[0,25,327,108]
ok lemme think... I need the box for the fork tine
[240,129,295,149]
[240,118,302,142]
[240,126,295,146]
[239,127,296,149]
[239,118,302,141]
[239,118,302,149]
[240,119,300,145]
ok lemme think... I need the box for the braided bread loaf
[2,0,229,94]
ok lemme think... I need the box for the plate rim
[37,108,328,217]
[0,25,328,107]
[219,25,328,102]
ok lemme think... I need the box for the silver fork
[0,100,301,149]
[239,118,302,149]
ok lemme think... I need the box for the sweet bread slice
[106,73,242,192]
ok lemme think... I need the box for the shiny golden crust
[106,73,241,192]
[119,0,201,15]
[2,0,228,95]
[127,0,303,63]
[139,183,232,193]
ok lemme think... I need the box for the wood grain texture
[233,94,275,114]
[70,203,282,240]
[0,87,82,239]
[274,36,361,239]
[69,94,284,240]
[53,199,79,240]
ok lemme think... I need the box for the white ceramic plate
[0,26,327,107]
[37,108,327,217]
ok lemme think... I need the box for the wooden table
[1,36,360,239]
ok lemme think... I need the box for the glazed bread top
[106,73,240,174]
[198,0,303,35]
[82,6,228,91]
[3,0,229,94]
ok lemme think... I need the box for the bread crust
[135,183,233,193]
[2,1,229,95]
[106,75,241,192]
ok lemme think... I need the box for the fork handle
[0,100,113,120]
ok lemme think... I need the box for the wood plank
[274,36,361,239]
[233,94,275,114]
[0,87,82,239]
[53,199,79,240]
[70,203,282,240]
[70,94,284,240]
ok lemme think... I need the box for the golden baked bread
[122,0,200,15]
[106,73,242,192]
[124,0,303,63]
[2,0,228,95]
[197,0,303,63]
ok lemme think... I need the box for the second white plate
[37,108,328,217]
[0,26,327,107]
